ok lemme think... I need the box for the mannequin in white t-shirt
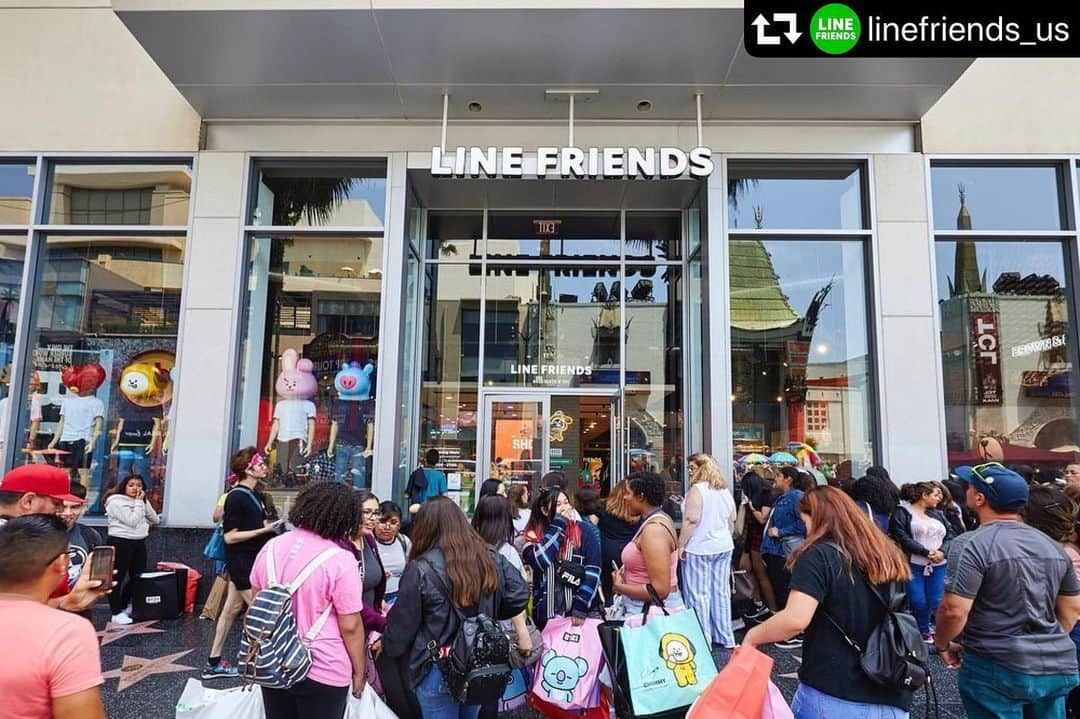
[263,349,317,482]
[47,364,107,488]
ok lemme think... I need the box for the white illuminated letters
[430,146,713,179]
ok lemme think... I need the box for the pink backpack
[532,616,605,711]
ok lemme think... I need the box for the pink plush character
[264,349,318,479]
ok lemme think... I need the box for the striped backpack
[238,539,344,689]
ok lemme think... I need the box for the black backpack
[821,544,929,692]
[420,558,512,705]
[404,467,429,503]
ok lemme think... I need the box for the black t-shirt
[222,487,270,558]
[789,542,914,711]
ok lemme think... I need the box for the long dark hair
[789,486,911,584]
[472,496,514,548]
[104,474,144,502]
[848,474,899,516]
[409,497,498,608]
[524,485,581,550]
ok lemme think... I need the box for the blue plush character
[330,360,376,488]
[539,649,589,705]
[333,361,374,401]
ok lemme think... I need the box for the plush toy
[328,361,376,488]
[263,349,318,482]
[48,363,107,473]
[111,360,172,492]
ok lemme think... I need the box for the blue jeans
[959,651,1078,719]
[416,665,480,719]
[334,444,368,489]
[906,562,945,634]
[116,448,152,491]
[791,683,908,719]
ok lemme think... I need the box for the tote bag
[531,616,605,710]
[618,603,718,716]
[687,644,772,719]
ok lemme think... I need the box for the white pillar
[163,152,247,527]
[871,154,948,483]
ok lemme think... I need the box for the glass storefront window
[427,211,483,260]
[419,262,482,499]
[0,163,35,225]
[14,234,185,515]
[936,239,1079,468]
[47,163,191,226]
[250,161,387,229]
[625,264,685,494]
[728,160,866,231]
[932,164,1068,232]
[0,237,27,468]
[729,239,874,482]
[234,234,384,499]
[487,211,620,260]
[626,211,682,261]
[484,267,621,387]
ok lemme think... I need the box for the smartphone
[611,560,621,573]
[88,546,115,586]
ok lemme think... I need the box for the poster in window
[971,312,1003,405]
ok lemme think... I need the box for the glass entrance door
[481,392,621,505]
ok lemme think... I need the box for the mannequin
[327,360,375,489]
[47,363,107,486]
[263,349,317,484]
[110,360,170,491]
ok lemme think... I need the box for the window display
[234,232,385,501]
[14,232,185,515]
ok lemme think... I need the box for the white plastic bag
[346,683,399,719]
[175,678,264,719]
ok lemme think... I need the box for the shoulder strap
[287,547,346,642]
[231,486,264,514]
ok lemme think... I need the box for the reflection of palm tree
[728,178,758,216]
[263,176,356,226]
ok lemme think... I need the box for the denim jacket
[760,489,806,557]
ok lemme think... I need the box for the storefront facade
[1,3,1079,526]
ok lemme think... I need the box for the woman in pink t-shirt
[250,482,368,719]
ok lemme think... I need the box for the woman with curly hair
[249,481,369,719]
[847,472,899,533]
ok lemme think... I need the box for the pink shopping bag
[531,616,605,711]
[761,680,794,719]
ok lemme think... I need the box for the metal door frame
[478,387,623,501]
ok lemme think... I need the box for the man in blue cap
[935,462,1080,718]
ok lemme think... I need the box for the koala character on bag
[540,650,590,704]
[659,632,698,688]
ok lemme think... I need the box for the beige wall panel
[0,8,199,151]
[923,59,1080,154]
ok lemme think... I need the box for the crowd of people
[4,452,1080,718]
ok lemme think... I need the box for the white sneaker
[111,612,133,626]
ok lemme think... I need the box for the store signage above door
[430,146,714,179]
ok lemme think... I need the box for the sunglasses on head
[969,462,1006,499]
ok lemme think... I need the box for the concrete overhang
[113,1,973,122]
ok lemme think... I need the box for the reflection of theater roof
[729,240,799,331]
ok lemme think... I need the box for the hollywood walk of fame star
[97,620,166,647]
[102,650,198,692]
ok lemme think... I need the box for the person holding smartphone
[104,473,159,626]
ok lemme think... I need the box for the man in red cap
[0,464,82,522]
[0,465,111,613]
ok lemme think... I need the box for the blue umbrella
[770,451,798,465]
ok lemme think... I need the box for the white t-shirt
[685,481,736,556]
[376,535,410,595]
[512,508,531,537]
[58,395,105,443]
[273,399,316,442]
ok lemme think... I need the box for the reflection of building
[940,278,1076,462]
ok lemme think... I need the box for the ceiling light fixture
[636,100,652,112]
[467,101,483,113]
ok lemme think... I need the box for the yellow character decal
[659,632,697,688]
